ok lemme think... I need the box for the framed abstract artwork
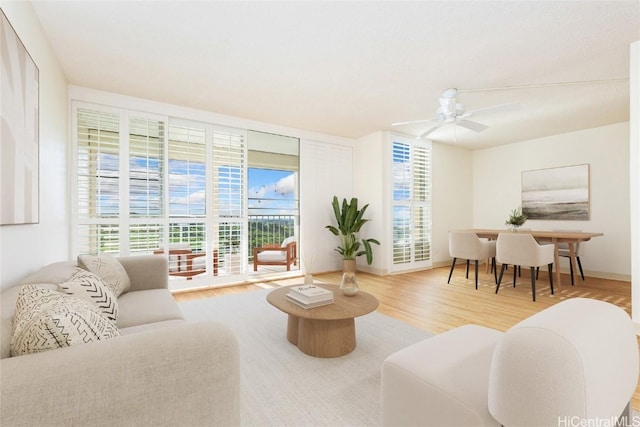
[521,164,590,220]
[1,9,39,225]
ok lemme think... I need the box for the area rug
[179,289,433,426]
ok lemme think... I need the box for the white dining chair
[553,229,584,285]
[496,233,554,301]
[512,228,531,278]
[447,231,497,290]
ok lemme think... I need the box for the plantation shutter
[411,143,431,262]
[76,108,121,254]
[74,103,250,278]
[128,115,166,254]
[212,127,246,275]
[165,124,207,256]
[76,107,167,255]
[391,137,432,270]
[168,125,207,218]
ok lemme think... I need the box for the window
[391,136,432,271]
[211,127,246,274]
[74,104,248,282]
[166,124,207,273]
[75,108,166,255]
[129,116,165,254]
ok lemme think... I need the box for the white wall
[0,2,68,290]
[431,142,474,266]
[354,131,386,274]
[299,140,354,274]
[630,40,639,324]
[473,123,631,280]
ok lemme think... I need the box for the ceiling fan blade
[419,123,444,138]
[392,118,436,126]
[456,119,488,133]
[463,102,521,117]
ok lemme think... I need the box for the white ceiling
[31,1,640,149]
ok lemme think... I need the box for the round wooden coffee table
[266,284,379,358]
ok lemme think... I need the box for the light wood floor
[173,265,639,411]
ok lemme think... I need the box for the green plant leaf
[326,196,380,264]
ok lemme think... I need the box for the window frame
[389,134,432,273]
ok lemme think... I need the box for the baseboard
[432,260,453,268]
[434,259,631,282]
[557,268,631,282]
[354,264,387,276]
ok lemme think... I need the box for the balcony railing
[248,214,296,263]
[90,215,297,270]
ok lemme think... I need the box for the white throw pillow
[17,261,77,286]
[78,253,131,297]
[11,285,121,357]
[58,268,118,322]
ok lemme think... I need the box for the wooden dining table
[462,229,604,288]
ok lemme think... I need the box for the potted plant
[326,196,380,272]
[505,207,528,231]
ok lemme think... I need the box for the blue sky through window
[248,168,296,215]
[168,159,206,216]
[96,155,297,217]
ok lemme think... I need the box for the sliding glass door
[73,103,299,289]
[166,122,247,281]
[247,130,300,274]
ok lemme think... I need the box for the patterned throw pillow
[58,268,118,322]
[78,253,130,297]
[11,285,121,357]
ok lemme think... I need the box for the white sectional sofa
[0,255,239,426]
[382,298,639,427]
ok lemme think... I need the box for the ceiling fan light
[439,97,457,112]
[398,87,505,140]
[441,88,457,98]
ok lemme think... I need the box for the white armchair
[447,231,497,289]
[382,298,639,427]
[496,232,554,301]
[488,299,638,426]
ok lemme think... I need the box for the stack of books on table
[286,284,334,309]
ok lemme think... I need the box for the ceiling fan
[392,88,520,139]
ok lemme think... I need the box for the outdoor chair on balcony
[253,236,297,271]
[154,244,218,279]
